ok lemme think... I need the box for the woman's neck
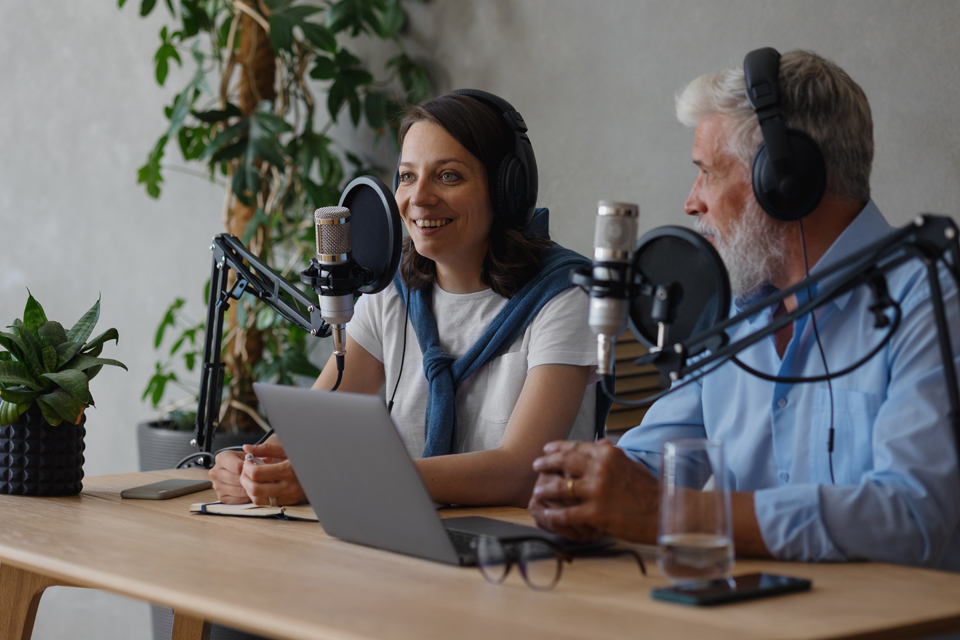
[435,260,487,294]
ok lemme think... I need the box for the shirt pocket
[812,387,881,484]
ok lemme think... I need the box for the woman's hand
[209,449,250,504]
[238,442,308,507]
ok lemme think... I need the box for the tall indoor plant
[122,0,431,435]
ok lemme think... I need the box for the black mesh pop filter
[338,176,403,294]
[629,226,731,355]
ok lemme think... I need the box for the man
[530,49,960,570]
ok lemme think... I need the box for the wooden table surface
[2,469,960,640]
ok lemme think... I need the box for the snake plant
[0,293,127,427]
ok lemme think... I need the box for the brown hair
[397,93,551,299]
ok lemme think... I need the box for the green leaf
[83,328,120,355]
[23,292,48,336]
[268,11,296,53]
[191,103,242,123]
[0,361,40,390]
[38,321,68,347]
[379,0,405,38]
[138,135,167,199]
[40,370,90,403]
[0,400,30,427]
[348,92,361,127]
[118,0,128,7]
[56,341,86,369]
[301,23,336,53]
[154,26,182,86]
[200,118,249,161]
[328,80,347,121]
[0,351,11,362]
[41,344,57,373]
[35,398,63,426]
[64,354,128,373]
[310,56,336,80]
[140,0,157,17]
[38,389,87,425]
[364,91,385,130]
[67,297,101,345]
[0,387,40,405]
[6,326,43,381]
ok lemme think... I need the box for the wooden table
[2,470,960,640]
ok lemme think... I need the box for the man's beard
[696,199,789,299]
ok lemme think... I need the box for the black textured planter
[0,413,85,496]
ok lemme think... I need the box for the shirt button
[779,471,790,483]
[777,398,787,408]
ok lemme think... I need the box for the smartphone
[120,479,213,500]
[651,573,812,606]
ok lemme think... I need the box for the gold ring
[269,497,279,508]
[566,477,576,499]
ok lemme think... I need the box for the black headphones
[393,89,539,231]
[743,47,827,222]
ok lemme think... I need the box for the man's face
[684,113,788,298]
[683,113,754,244]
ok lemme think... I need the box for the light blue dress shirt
[618,202,960,570]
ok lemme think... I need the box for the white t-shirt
[347,284,599,460]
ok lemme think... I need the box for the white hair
[676,50,874,202]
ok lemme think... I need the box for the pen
[245,453,268,465]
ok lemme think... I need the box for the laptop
[252,382,606,565]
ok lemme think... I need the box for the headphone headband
[743,47,827,222]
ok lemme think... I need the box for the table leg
[171,611,212,640]
[0,563,68,640]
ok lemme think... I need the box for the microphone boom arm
[192,233,332,465]
[629,214,960,465]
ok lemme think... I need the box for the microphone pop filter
[629,226,730,355]
[338,176,403,294]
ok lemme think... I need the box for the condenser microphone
[589,201,639,375]
[315,205,353,356]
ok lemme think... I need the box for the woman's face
[396,121,495,284]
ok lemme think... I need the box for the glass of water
[657,438,734,585]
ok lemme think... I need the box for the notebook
[253,382,603,565]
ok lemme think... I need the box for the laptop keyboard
[445,528,480,564]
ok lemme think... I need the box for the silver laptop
[253,383,594,565]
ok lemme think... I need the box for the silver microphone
[589,201,639,375]
[315,206,353,356]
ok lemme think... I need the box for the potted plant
[0,293,126,496]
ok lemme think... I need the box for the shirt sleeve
[347,289,385,363]
[754,264,960,567]
[526,287,599,372]
[616,375,709,475]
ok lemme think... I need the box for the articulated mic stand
[188,234,337,468]
[613,214,960,458]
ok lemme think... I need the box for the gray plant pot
[136,420,268,640]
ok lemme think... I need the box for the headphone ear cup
[496,155,527,228]
[752,130,827,222]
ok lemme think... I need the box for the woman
[210,90,603,508]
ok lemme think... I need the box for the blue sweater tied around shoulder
[392,242,612,458]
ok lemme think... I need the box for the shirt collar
[807,200,894,311]
[732,200,892,314]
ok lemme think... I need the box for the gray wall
[1,2,957,638]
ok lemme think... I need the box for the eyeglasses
[476,535,647,591]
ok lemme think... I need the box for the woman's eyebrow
[399,157,470,168]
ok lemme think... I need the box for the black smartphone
[120,479,213,500]
[651,573,812,606]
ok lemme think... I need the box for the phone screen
[651,573,811,606]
